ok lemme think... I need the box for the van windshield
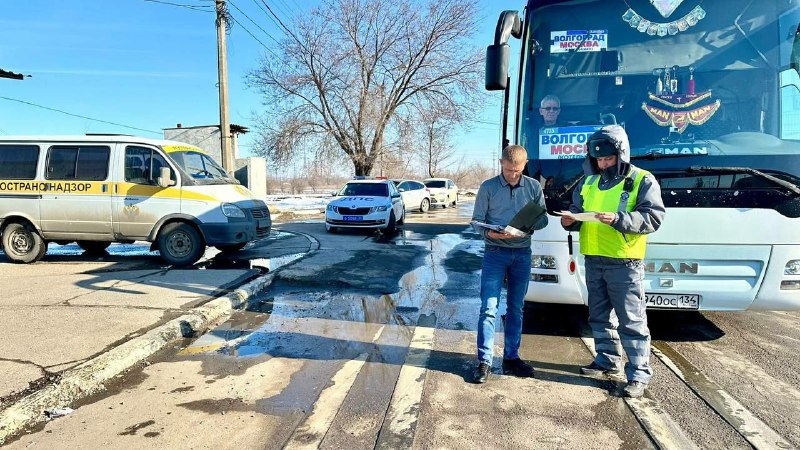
[167,150,238,185]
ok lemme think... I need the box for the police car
[325,179,405,232]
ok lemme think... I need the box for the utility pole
[215,0,234,173]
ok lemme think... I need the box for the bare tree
[249,0,483,176]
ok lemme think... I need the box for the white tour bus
[486,0,800,310]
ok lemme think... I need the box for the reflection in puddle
[45,242,158,257]
[189,234,464,360]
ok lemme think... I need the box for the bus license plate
[342,216,362,221]
[645,293,700,310]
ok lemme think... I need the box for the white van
[0,135,270,266]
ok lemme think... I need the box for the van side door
[113,145,178,239]
[40,144,113,239]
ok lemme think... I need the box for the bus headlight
[785,260,800,275]
[532,255,557,270]
[221,203,245,218]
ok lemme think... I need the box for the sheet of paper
[471,221,528,237]
[554,211,601,222]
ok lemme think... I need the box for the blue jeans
[477,245,532,365]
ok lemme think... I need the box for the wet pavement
[3,200,800,449]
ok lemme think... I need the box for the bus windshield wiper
[632,151,706,160]
[687,166,800,195]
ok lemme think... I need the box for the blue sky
[0,0,522,169]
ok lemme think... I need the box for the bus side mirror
[486,44,510,90]
[486,10,521,91]
[158,167,176,188]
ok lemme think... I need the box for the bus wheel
[77,240,111,254]
[2,222,47,263]
[158,222,204,266]
[215,243,247,253]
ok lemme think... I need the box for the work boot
[623,380,647,398]
[502,358,536,378]
[580,361,622,376]
[472,362,491,384]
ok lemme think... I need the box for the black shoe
[623,380,646,398]
[473,362,491,384]
[580,361,622,376]
[502,358,536,378]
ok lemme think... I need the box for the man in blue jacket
[471,144,548,384]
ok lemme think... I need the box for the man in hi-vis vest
[560,125,665,398]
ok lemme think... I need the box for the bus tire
[2,222,47,264]
[158,222,204,266]
[77,240,111,254]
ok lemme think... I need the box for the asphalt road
[3,200,799,449]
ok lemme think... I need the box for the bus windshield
[520,0,800,215]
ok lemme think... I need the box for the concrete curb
[0,269,279,445]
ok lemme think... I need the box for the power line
[0,96,162,135]
[143,0,213,12]
[227,14,280,57]
[227,0,282,47]
[257,0,304,47]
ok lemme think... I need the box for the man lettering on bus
[470,145,548,384]
[560,125,665,398]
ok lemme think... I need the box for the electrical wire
[143,0,213,12]
[0,96,162,135]
[228,0,283,46]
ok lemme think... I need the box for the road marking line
[284,352,370,450]
[284,325,383,450]
[580,336,699,450]
[652,343,793,450]
[375,322,435,449]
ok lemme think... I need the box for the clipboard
[472,200,547,237]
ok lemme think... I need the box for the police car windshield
[338,183,389,197]
[168,151,236,184]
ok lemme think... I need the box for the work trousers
[585,256,653,384]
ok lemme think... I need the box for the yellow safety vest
[579,169,650,259]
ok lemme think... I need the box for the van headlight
[221,203,245,218]
[532,255,557,270]
[786,260,800,275]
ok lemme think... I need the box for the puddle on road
[182,233,466,360]
[45,242,158,257]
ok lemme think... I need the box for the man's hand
[560,216,575,227]
[595,212,617,225]
[487,230,514,240]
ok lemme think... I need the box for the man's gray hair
[540,94,560,107]
[502,145,528,163]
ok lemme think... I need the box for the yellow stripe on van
[0,180,111,195]
[162,145,207,155]
[115,183,218,202]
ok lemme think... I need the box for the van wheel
[77,241,111,254]
[158,222,204,266]
[215,243,247,253]
[420,198,430,213]
[2,222,47,263]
